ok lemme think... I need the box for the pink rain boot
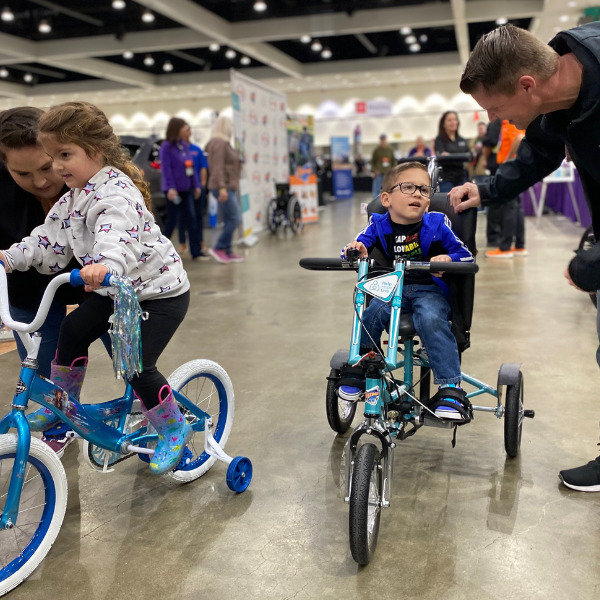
[141,385,192,475]
[27,357,87,432]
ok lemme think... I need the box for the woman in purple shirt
[159,117,202,259]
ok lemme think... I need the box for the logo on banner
[252,171,261,185]
[356,273,402,302]
[249,111,258,125]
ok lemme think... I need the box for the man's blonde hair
[460,25,559,96]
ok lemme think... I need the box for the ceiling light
[0,68,8,78]
[321,48,332,59]
[560,15,569,22]
[400,27,412,35]
[409,43,421,53]
[209,42,220,52]
[143,54,155,66]
[23,73,33,83]
[225,49,236,59]
[311,40,322,52]
[300,35,311,43]
[162,61,173,72]
[38,19,51,34]
[405,35,417,44]
[1,6,13,21]
[240,56,251,65]
[253,1,267,11]
[141,10,154,23]
[112,0,126,8]
[495,17,508,25]
[419,34,428,43]
[122,50,134,59]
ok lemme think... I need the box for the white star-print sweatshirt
[2,166,189,301]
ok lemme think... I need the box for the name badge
[185,159,194,177]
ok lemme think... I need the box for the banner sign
[331,136,354,200]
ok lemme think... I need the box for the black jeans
[498,197,525,251]
[57,290,190,409]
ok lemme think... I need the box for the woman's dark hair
[165,117,187,144]
[0,106,44,162]
[437,111,460,141]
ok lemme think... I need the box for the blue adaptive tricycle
[300,156,534,565]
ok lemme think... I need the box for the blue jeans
[372,173,383,199]
[211,189,242,254]
[163,190,201,257]
[361,284,461,384]
[10,299,66,379]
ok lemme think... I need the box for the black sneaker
[559,456,600,492]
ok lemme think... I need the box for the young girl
[0,101,191,475]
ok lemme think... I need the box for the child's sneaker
[41,433,76,459]
[338,385,362,402]
[209,248,231,263]
[434,399,463,420]
[228,252,245,263]
[485,248,513,258]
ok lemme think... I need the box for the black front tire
[349,443,382,565]
[326,368,356,434]
[504,371,524,458]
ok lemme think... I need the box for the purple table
[521,168,591,228]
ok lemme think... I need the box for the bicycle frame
[342,257,501,507]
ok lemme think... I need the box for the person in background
[485,120,527,258]
[371,133,396,199]
[481,119,503,247]
[205,115,244,264]
[434,111,470,194]
[0,106,82,457]
[159,117,202,259]
[447,22,600,490]
[468,121,488,178]
[181,123,209,259]
[408,136,432,158]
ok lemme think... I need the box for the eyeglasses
[388,181,434,199]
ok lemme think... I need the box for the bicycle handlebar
[0,264,115,333]
[299,257,479,274]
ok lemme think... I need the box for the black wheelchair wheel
[287,196,303,233]
[504,371,524,458]
[578,225,597,307]
[349,443,382,565]
[326,368,357,434]
[266,198,279,234]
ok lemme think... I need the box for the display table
[522,168,591,228]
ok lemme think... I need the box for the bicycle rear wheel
[167,360,234,483]
[0,434,68,597]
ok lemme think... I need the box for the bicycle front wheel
[0,434,68,597]
[167,360,234,483]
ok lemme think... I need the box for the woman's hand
[167,188,178,202]
[343,241,368,258]
[79,264,109,292]
[430,254,451,277]
[218,188,228,202]
[194,187,201,200]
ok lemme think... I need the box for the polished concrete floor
[2,195,600,600]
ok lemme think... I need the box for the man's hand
[343,241,368,258]
[448,182,481,213]
[80,264,109,291]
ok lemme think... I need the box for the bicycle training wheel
[0,434,68,597]
[504,371,524,458]
[167,359,234,483]
[287,196,303,234]
[326,368,356,434]
[349,443,383,565]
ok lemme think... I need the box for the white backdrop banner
[230,70,288,237]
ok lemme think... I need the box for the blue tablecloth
[521,169,591,228]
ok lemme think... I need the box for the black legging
[56,290,190,409]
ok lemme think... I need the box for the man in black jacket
[448,22,600,491]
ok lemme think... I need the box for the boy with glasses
[341,162,474,421]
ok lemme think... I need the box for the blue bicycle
[0,268,252,596]
[300,248,534,565]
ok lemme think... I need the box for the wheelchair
[267,182,303,236]
[300,155,534,565]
